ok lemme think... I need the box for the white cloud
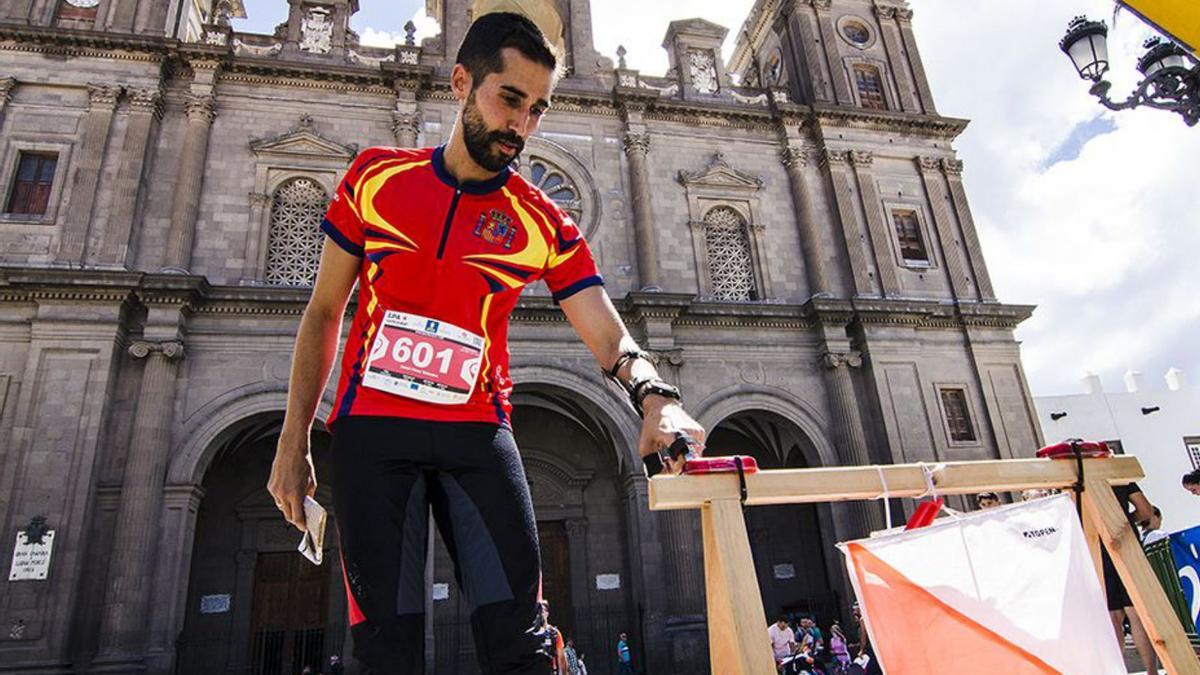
[359,4,440,48]
[909,0,1200,395]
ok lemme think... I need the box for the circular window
[836,15,876,49]
[843,21,870,45]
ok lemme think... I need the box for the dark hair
[976,491,1000,502]
[455,12,559,89]
[1183,469,1200,486]
[1153,506,1162,517]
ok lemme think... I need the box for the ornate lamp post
[1060,16,1200,126]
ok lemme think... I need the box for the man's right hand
[268,431,317,532]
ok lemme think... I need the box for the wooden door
[537,521,575,637]
[249,552,329,675]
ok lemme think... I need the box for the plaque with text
[9,530,54,581]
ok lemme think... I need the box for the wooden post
[1083,477,1200,675]
[700,499,776,675]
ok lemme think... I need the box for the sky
[233,1,1199,398]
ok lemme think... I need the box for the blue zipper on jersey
[436,188,462,260]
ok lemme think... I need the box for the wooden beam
[701,499,777,675]
[649,456,1144,511]
[1083,478,1200,674]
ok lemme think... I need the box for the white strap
[874,465,893,531]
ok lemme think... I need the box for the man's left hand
[638,396,706,474]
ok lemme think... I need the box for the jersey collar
[432,145,513,195]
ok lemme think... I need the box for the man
[327,654,344,675]
[975,491,1000,509]
[768,616,797,671]
[267,12,704,674]
[1143,506,1169,545]
[616,632,633,675]
[563,637,581,675]
[1102,482,1157,673]
[797,616,824,657]
[538,601,569,675]
[1182,469,1200,496]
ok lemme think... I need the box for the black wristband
[607,349,652,381]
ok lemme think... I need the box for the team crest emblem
[473,209,516,249]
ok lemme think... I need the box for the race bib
[362,311,484,405]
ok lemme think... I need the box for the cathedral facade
[0,0,1043,672]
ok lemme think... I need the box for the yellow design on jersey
[355,158,429,253]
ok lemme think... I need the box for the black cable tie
[735,456,748,506]
[1071,439,1085,520]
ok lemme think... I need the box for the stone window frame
[246,166,337,285]
[678,154,771,301]
[518,135,603,239]
[881,199,938,270]
[836,14,878,51]
[934,383,981,448]
[842,55,897,111]
[0,136,74,226]
[1185,436,1200,469]
[699,203,760,302]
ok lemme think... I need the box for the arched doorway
[706,410,841,626]
[176,413,345,675]
[428,385,635,674]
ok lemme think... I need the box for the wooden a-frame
[648,455,1200,675]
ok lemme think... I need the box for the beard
[462,91,525,173]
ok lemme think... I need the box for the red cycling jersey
[321,145,602,427]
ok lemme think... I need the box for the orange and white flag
[841,494,1124,674]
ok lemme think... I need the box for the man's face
[777,619,788,629]
[455,48,553,173]
[620,633,627,641]
[1187,483,1200,497]
[977,495,999,509]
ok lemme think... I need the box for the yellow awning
[1119,0,1200,55]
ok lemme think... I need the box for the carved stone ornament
[678,152,764,190]
[205,30,229,46]
[397,49,419,65]
[821,351,862,369]
[8,619,25,640]
[622,132,651,156]
[917,156,941,172]
[942,158,964,175]
[849,150,874,167]
[619,72,639,88]
[780,146,807,169]
[874,5,897,20]
[300,7,333,54]
[688,49,719,94]
[392,111,422,138]
[87,83,121,109]
[0,77,15,104]
[249,115,357,160]
[820,148,849,167]
[127,88,163,117]
[184,95,216,124]
[896,8,914,23]
[128,340,186,361]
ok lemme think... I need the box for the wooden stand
[648,456,1200,675]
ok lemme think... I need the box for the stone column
[821,149,874,296]
[96,339,185,664]
[0,77,15,127]
[94,87,162,268]
[56,83,121,265]
[811,0,854,106]
[780,144,830,296]
[942,159,996,300]
[564,518,594,645]
[622,131,661,291]
[849,150,901,297]
[784,4,832,103]
[145,484,204,673]
[916,156,972,300]
[392,108,422,148]
[896,8,937,114]
[874,6,919,113]
[162,93,216,272]
[820,350,883,536]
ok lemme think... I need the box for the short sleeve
[536,199,604,302]
[320,151,370,257]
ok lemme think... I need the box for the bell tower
[428,0,607,77]
[730,0,936,114]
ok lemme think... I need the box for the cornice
[0,23,173,61]
[811,104,970,140]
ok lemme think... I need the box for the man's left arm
[558,286,705,467]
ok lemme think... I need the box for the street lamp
[1060,16,1200,126]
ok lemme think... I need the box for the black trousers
[330,416,551,675]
